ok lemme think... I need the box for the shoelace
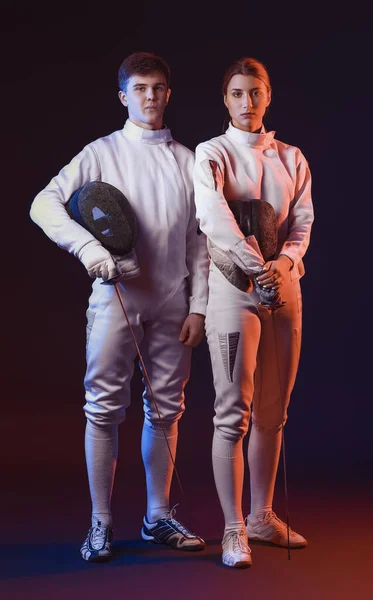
[161,504,194,536]
[262,511,294,532]
[226,528,250,554]
[91,523,108,547]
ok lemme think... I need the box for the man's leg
[84,421,118,529]
[139,284,204,550]
[81,281,144,561]
[141,420,178,523]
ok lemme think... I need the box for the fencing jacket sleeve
[193,143,265,277]
[278,148,313,267]
[193,125,314,278]
[185,190,209,315]
[30,144,101,259]
[30,120,209,315]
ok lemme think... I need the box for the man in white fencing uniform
[30,52,209,562]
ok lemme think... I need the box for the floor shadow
[1,538,223,580]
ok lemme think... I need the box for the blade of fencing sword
[113,282,193,530]
[271,307,291,560]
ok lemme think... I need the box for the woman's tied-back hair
[118,52,171,92]
[222,57,272,96]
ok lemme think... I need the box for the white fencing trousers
[205,262,302,440]
[83,280,191,427]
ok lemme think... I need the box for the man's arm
[30,145,118,280]
[30,145,101,255]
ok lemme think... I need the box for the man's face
[118,71,171,130]
[224,74,271,132]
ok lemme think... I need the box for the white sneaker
[80,517,113,562]
[222,527,252,568]
[80,518,113,562]
[246,511,307,548]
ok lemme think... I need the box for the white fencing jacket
[30,119,209,315]
[193,123,314,279]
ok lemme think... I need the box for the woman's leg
[246,278,306,547]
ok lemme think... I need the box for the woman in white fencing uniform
[193,56,314,568]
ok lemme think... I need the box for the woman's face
[224,74,271,132]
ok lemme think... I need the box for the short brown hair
[118,52,171,92]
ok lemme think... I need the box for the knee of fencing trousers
[83,281,144,427]
[251,278,303,432]
[206,264,262,442]
[139,284,192,428]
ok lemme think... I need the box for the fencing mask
[209,198,283,307]
[209,198,278,291]
[229,199,278,263]
[66,181,140,282]
[229,199,284,307]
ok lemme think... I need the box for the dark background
[1,7,372,598]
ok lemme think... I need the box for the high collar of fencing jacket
[226,122,275,149]
[123,118,173,144]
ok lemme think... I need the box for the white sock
[212,430,245,533]
[85,420,118,528]
[141,420,178,523]
[247,423,282,519]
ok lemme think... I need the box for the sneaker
[222,527,252,568]
[80,517,113,562]
[141,506,205,551]
[246,511,307,548]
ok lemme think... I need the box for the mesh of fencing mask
[66,181,137,256]
[208,199,278,292]
[228,199,277,262]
